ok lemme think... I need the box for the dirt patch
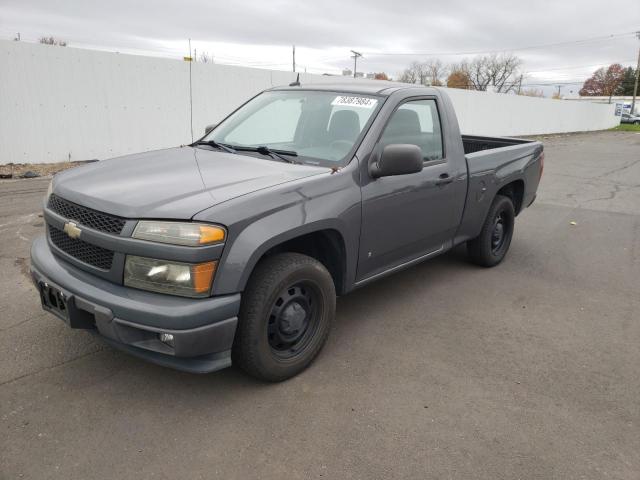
[0,161,93,179]
[14,257,31,281]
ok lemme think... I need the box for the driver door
[357,98,461,282]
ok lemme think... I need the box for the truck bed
[462,135,533,155]
[455,134,543,245]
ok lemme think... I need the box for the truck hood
[53,147,327,219]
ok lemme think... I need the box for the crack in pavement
[582,183,623,203]
[602,158,640,178]
[0,347,106,388]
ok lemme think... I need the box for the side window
[379,99,444,161]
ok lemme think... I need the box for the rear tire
[232,253,336,382]
[467,195,515,267]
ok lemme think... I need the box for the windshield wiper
[233,145,299,164]
[192,140,237,154]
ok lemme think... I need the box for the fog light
[159,333,175,347]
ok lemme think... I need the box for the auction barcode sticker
[331,96,378,108]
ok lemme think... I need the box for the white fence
[0,40,619,165]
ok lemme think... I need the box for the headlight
[124,255,217,298]
[132,221,225,246]
[45,180,53,203]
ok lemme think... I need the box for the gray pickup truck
[31,82,543,381]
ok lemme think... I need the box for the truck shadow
[336,244,473,319]
[69,245,477,397]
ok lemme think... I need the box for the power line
[362,31,638,57]
[2,31,634,81]
[526,59,637,73]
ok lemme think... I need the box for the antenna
[289,73,301,87]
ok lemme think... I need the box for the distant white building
[341,69,377,79]
[564,96,637,115]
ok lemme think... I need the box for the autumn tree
[446,69,472,89]
[39,36,67,46]
[579,64,625,101]
[374,72,389,80]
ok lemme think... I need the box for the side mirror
[204,124,217,135]
[370,144,423,178]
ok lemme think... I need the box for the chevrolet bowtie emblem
[63,221,82,239]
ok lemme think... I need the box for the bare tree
[39,36,67,46]
[453,54,522,93]
[198,51,214,63]
[398,60,447,86]
[422,59,447,86]
[519,88,545,97]
[398,61,424,84]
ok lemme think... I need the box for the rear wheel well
[258,229,346,294]
[496,180,524,214]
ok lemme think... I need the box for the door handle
[435,173,454,186]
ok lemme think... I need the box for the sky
[1,0,639,96]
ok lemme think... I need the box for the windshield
[204,90,381,166]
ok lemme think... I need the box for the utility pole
[188,39,193,142]
[351,50,362,78]
[292,45,296,73]
[556,85,562,99]
[631,31,640,115]
[516,75,523,95]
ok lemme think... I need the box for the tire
[232,252,336,382]
[467,195,515,267]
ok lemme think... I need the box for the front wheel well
[257,229,347,294]
[496,180,524,215]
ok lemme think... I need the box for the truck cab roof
[269,80,440,97]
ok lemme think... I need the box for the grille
[48,225,114,270]
[48,194,126,235]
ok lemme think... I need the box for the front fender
[194,169,362,295]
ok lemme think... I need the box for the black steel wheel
[267,281,323,358]
[233,253,336,382]
[491,211,508,255]
[467,194,515,267]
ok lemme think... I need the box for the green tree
[618,67,637,96]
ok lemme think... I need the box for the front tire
[233,253,336,382]
[467,195,515,267]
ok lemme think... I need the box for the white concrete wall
[0,40,619,165]
[443,88,618,136]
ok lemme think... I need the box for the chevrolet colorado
[30,82,543,381]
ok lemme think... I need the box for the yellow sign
[183,56,193,62]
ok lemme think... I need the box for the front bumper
[30,234,240,373]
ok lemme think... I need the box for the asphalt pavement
[1,130,639,479]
